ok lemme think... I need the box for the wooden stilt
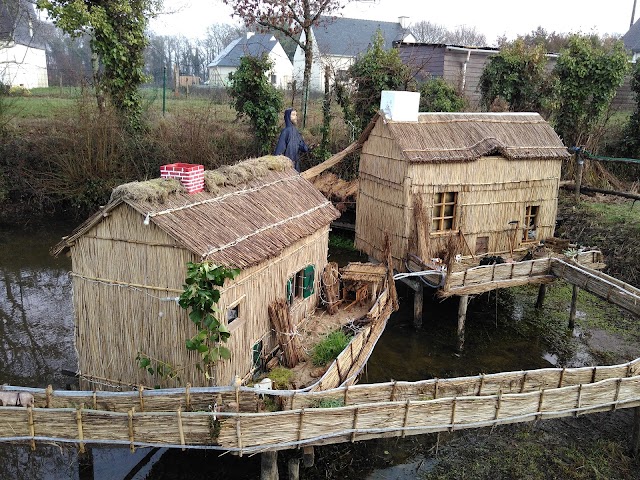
[261,450,278,480]
[632,406,640,458]
[302,446,315,467]
[457,295,469,353]
[413,284,424,328]
[569,285,579,329]
[288,457,300,480]
[535,284,546,309]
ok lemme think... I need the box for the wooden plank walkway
[551,259,640,317]
[0,359,638,453]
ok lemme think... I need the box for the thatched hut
[355,107,569,272]
[53,156,340,389]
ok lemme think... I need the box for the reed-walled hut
[52,156,340,389]
[355,98,570,273]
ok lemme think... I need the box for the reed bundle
[269,300,302,368]
[321,262,340,315]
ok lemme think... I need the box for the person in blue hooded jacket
[273,108,309,172]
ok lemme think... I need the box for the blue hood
[283,108,293,128]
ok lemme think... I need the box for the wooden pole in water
[414,284,424,328]
[569,285,579,329]
[261,450,278,480]
[302,446,315,467]
[574,149,584,203]
[535,284,547,309]
[457,295,469,352]
[288,458,300,480]
[632,407,640,457]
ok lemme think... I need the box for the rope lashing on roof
[142,176,296,222]
[201,201,334,259]
[569,146,640,165]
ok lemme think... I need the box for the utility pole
[632,0,638,28]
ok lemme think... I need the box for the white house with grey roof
[0,0,48,88]
[293,16,415,92]
[207,32,293,88]
[623,18,640,61]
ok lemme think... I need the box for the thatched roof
[381,113,570,163]
[52,156,340,269]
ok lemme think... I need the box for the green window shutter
[303,265,315,298]
[286,277,293,304]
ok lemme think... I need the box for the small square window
[523,205,539,241]
[227,305,239,324]
[287,265,315,305]
[432,192,458,232]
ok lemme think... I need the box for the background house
[293,16,415,92]
[52,157,339,389]
[207,32,293,88]
[355,93,569,272]
[0,0,48,88]
[624,18,640,61]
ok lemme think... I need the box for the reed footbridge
[1,253,639,455]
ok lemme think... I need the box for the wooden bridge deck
[551,259,640,316]
[0,359,638,453]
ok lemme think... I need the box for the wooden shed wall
[442,49,492,107]
[72,205,330,389]
[398,44,445,81]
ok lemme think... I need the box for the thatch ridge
[383,112,570,163]
[52,155,339,268]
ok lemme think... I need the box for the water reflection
[0,224,77,388]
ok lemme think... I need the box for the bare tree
[410,20,449,44]
[447,25,487,47]
[221,0,353,127]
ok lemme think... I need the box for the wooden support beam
[288,458,300,480]
[569,285,579,330]
[413,284,424,328]
[261,450,278,480]
[457,295,469,353]
[535,284,547,309]
[633,407,640,458]
[302,446,315,467]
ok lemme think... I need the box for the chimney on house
[380,90,420,122]
[398,16,410,29]
[160,163,205,194]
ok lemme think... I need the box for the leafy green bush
[228,54,283,154]
[419,77,465,112]
[268,366,294,389]
[312,330,352,366]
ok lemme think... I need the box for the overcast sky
[150,0,637,46]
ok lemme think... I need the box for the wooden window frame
[287,265,315,305]
[522,205,540,242]
[432,191,458,233]
[226,295,246,332]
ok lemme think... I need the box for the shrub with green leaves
[312,330,352,366]
[228,54,283,155]
[551,36,628,149]
[479,39,548,112]
[267,366,294,389]
[419,77,465,112]
[179,262,240,380]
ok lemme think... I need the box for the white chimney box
[380,90,420,122]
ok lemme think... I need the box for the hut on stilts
[354,91,608,340]
[52,156,341,389]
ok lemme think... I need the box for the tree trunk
[302,19,313,128]
[91,50,106,113]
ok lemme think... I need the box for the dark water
[0,224,590,479]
